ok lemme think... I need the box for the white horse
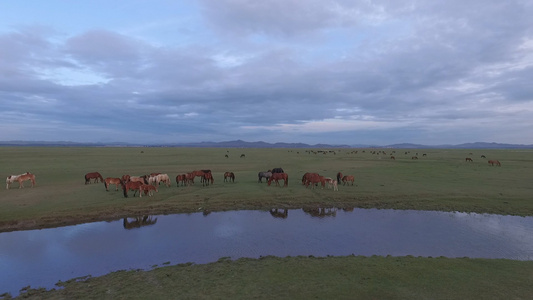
[149,174,171,187]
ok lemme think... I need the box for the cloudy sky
[1,1,532,145]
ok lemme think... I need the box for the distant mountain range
[1,140,532,149]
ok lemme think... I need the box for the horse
[390,156,395,160]
[6,172,35,189]
[185,173,195,185]
[271,168,284,174]
[267,172,288,187]
[412,156,418,160]
[104,177,123,191]
[240,154,245,158]
[85,172,104,184]
[202,172,214,186]
[176,174,186,186]
[122,181,143,197]
[125,175,148,184]
[149,174,171,187]
[342,175,355,186]
[139,184,158,197]
[191,170,212,183]
[304,173,326,189]
[258,171,272,183]
[465,157,473,162]
[324,177,338,191]
[488,160,501,166]
[336,172,343,184]
[224,172,235,183]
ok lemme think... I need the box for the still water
[1,208,532,296]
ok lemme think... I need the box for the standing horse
[465,158,473,162]
[149,174,171,187]
[122,181,143,197]
[258,171,272,183]
[488,160,501,166]
[342,175,355,186]
[104,177,123,191]
[191,170,212,184]
[176,174,186,186]
[304,173,326,189]
[224,172,235,183]
[139,184,158,197]
[6,172,36,189]
[336,172,343,184]
[271,168,284,174]
[267,173,288,187]
[202,172,214,186]
[85,172,104,184]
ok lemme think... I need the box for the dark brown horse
[268,172,288,187]
[176,174,187,186]
[104,177,123,191]
[85,172,104,184]
[336,172,343,184]
[465,157,473,162]
[224,172,235,183]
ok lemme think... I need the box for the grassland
[1,147,532,232]
[1,146,532,299]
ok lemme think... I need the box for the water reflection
[123,216,158,230]
[0,208,532,297]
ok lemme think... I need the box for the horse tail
[84,174,89,184]
[122,184,128,198]
[104,180,109,191]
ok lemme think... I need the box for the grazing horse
[149,174,171,187]
[465,157,473,162]
[342,175,355,186]
[127,175,148,184]
[224,172,235,183]
[336,172,343,184]
[240,154,246,158]
[191,170,212,184]
[185,173,195,185]
[304,173,326,189]
[122,181,143,197]
[176,174,186,186]
[85,172,104,184]
[258,171,272,183]
[6,172,36,189]
[390,156,395,160]
[202,172,214,186]
[104,177,123,191]
[267,172,288,187]
[324,177,338,191]
[488,160,501,166]
[139,184,158,197]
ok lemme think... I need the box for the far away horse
[268,172,288,187]
[104,177,123,191]
[488,160,501,166]
[465,158,473,162]
[85,172,104,184]
[258,171,272,183]
[224,172,235,183]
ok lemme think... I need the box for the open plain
[1,146,532,299]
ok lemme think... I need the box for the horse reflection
[123,216,158,230]
[303,207,337,218]
[269,208,288,219]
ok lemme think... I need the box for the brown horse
[122,181,143,197]
[176,174,187,186]
[85,172,104,184]
[104,177,123,191]
[139,184,158,197]
[224,172,235,183]
[465,157,473,162]
[6,172,36,189]
[268,173,288,187]
[191,170,212,184]
[488,160,501,166]
[304,173,326,189]
[342,175,355,186]
[202,172,214,186]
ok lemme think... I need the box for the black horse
[271,167,284,173]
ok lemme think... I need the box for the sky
[1,0,533,146]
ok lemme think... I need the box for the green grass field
[2,147,532,299]
[1,147,532,231]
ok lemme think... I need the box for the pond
[1,208,532,296]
